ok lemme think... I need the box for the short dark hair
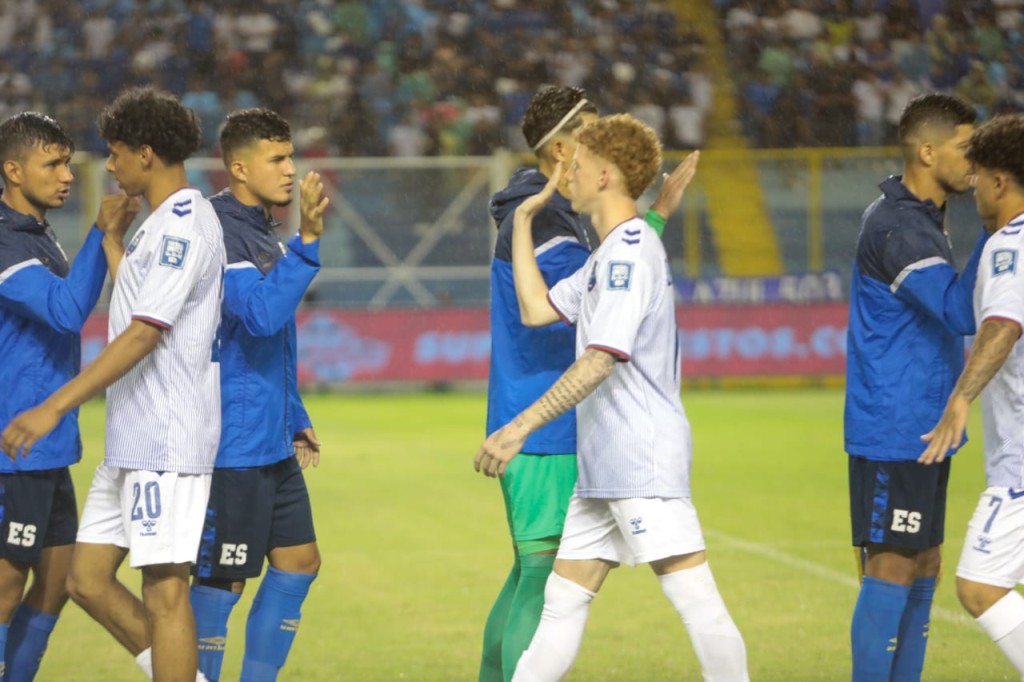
[521,86,598,152]
[966,114,1024,188]
[97,86,201,164]
[898,93,976,146]
[0,112,74,183]
[219,108,291,160]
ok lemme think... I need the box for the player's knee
[141,574,191,617]
[65,568,100,607]
[956,576,998,618]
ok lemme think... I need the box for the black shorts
[0,468,78,564]
[194,456,316,580]
[849,456,950,551]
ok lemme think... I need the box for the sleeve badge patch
[993,249,1018,276]
[159,236,190,269]
[607,261,633,290]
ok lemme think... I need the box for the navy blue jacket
[211,190,318,469]
[487,168,592,453]
[845,176,987,461]
[0,200,107,471]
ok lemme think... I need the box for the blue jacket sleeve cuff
[287,233,320,266]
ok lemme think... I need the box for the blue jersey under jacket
[845,176,988,461]
[211,190,318,469]
[0,200,107,471]
[486,168,592,453]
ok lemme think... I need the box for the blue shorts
[0,468,78,564]
[194,456,316,580]
[849,456,950,551]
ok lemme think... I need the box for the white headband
[531,98,590,152]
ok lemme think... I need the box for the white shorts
[557,495,705,567]
[77,465,212,569]
[956,486,1024,589]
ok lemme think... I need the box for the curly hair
[966,114,1024,188]
[97,87,201,164]
[219,108,291,160]
[521,86,598,152]
[898,93,976,146]
[575,114,662,200]
[0,112,74,182]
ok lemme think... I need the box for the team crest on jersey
[159,236,190,269]
[126,229,145,255]
[607,261,633,290]
[993,249,1017,276]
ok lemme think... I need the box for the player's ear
[138,144,155,169]
[228,159,247,183]
[917,142,934,168]
[2,159,21,185]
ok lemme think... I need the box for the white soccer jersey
[105,188,225,474]
[548,217,691,498]
[975,212,1024,488]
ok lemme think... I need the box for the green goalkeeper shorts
[500,453,577,553]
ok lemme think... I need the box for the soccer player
[475,114,748,681]
[845,93,985,681]
[189,108,327,682]
[920,113,1024,677]
[0,86,225,682]
[481,85,696,682]
[0,112,124,681]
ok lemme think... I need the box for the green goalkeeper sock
[479,556,521,682]
[501,553,556,682]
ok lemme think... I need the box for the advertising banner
[81,303,848,384]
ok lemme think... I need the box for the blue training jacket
[487,168,592,453]
[845,175,988,461]
[0,200,107,471]
[211,190,318,469]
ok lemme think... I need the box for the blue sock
[891,576,936,682]
[5,605,57,682]
[241,567,316,681]
[852,576,912,681]
[191,585,242,682]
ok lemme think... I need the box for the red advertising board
[80,303,848,384]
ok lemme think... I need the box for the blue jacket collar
[0,193,49,232]
[212,189,278,233]
[879,175,945,224]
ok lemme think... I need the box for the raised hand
[299,171,330,242]
[649,150,701,220]
[96,194,143,243]
[515,161,563,223]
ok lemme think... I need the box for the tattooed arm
[474,347,618,477]
[919,318,1022,464]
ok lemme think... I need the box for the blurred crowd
[722,0,1024,147]
[0,0,712,157]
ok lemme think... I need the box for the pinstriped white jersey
[105,188,226,474]
[548,217,691,499]
[975,213,1024,488]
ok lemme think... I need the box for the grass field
[36,389,1017,681]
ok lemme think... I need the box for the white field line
[706,529,977,629]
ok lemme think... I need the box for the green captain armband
[643,208,667,237]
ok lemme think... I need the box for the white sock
[976,590,1024,676]
[659,562,749,682]
[134,646,209,682]
[511,572,596,682]
[135,648,154,680]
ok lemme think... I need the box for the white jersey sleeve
[547,259,590,325]
[132,215,215,329]
[979,233,1024,330]
[584,248,656,361]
